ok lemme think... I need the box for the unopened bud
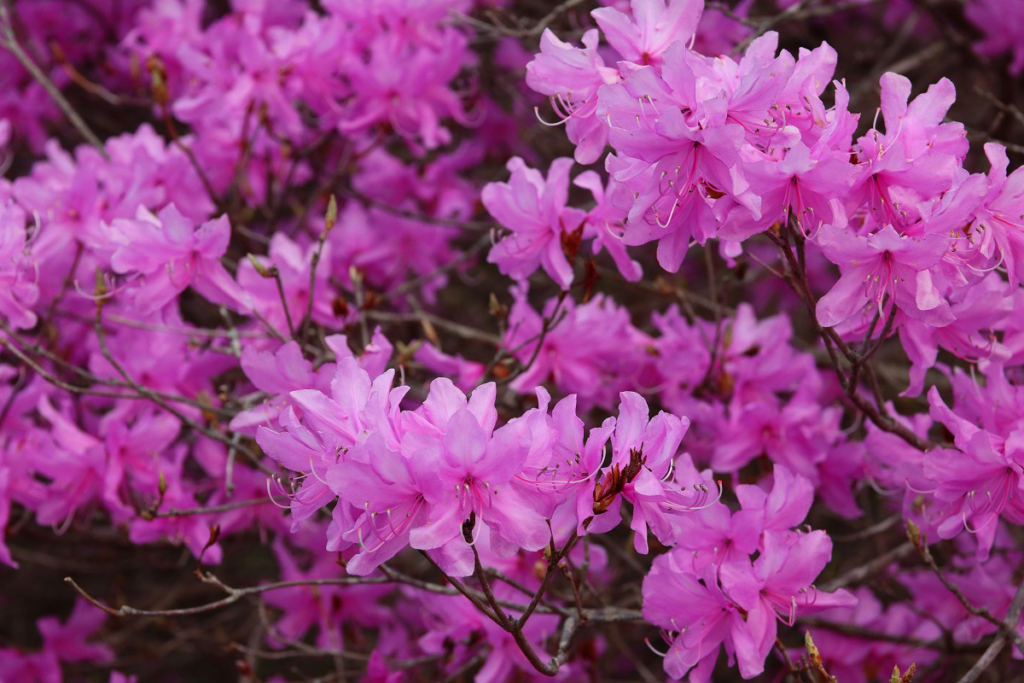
[325,194,338,233]
[488,292,507,319]
[805,631,821,664]
[906,519,922,551]
[247,254,272,278]
[94,268,108,299]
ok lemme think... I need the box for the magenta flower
[642,555,745,682]
[815,223,952,328]
[330,201,458,303]
[973,143,1024,285]
[712,396,833,482]
[672,465,814,569]
[483,157,587,290]
[0,202,39,331]
[328,432,442,576]
[333,26,473,150]
[850,73,966,227]
[526,29,618,164]
[107,204,252,314]
[719,531,856,678]
[599,57,753,270]
[32,397,105,530]
[504,286,653,411]
[925,387,1024,557]
[965,0,1024,75]
[258,357,402,530]
[734,465,816,539]
[574,170,644,281]
[592,0,704,67]
[585,392,712,553]
[229,340,328,434]
[406,384,550,559]
[263,540,391,650]
[0,599,112,683]
[412,343,485,393]
[721,138,857,240]
[670,502,763,570]
[898,273,1013,397]
[101,408,181,524]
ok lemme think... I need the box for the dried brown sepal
[488,292,508,319]
[581,259,598,303]
[906,519,923,553]
[325,194,338,233]
[491,360,513,381]
[593,448,646,515]
[561,220,585,262]
[332,295,350,317]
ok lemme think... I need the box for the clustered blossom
[644,467,855,681]
[2,0,1024,681]
[256,349,714,575]
[503,293,864,518]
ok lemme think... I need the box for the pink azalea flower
[965,0,1024,75]
[721,136,857,240]
[592,0,704,67]
[0,599,112,682]
[526,29,618,164]
[0,202,39,331]
[815,223,953,328]
[412,343,485,393]
[404,381,550,559]
[642,555,745,682]
[585,392,712,553]
[973,143,1024,285]
[258,357,404,530]
[483,157,587,290]
[327,432,442,575]
[263,540,391,649]
[107,204,252,313]
[925,387,1024,557]
[229,340,328,433]
[849,73,966,228]
[504,286,653,411]
[719,531,856,678]
[898,273,1013,397]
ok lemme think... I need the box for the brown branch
[65,573,391,618]
[822,542,914,591]
[367,310,501,346]
[450,0,590,39]
[149,497,282,519]
[955,578,1024,683]
[765,229,935,452]
[471,536,513,630]
[909,524,1024,654]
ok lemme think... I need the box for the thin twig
[65,574,390,618]
[955,579,1024,683]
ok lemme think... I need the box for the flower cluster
[254,346,714,574]
[643,467,854,681]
